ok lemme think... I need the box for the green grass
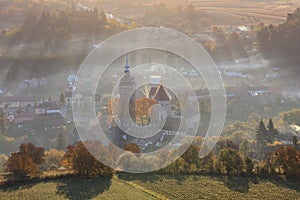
[0,176,160,200]
[0,174,299,200]
[119,174,300,200]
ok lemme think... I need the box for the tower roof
[120,54,135,87]
[124,54,130,73]
[149,87,157,98]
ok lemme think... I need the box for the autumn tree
[19,143,45,165]
[214,138,239,155]
[201,151,215,172]
[6,143,45,178]
[0,154,8,173]
[7,152,38,178]
[244,156,254,175]
[180,145,201,169]
[135,98,157,126]
[272,146,300,177]
[124,143,141,154]
[63,141,113,177]
[41,149,65,171]
[216,148,244,175]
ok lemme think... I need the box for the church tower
[119,55,136,124]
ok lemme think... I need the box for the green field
[0,174,299,200]
[0,176,161,200]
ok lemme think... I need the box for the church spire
[124,54,130,73]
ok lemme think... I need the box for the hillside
[0,176,161,200]
[189,0,299,25]
[0,175,299,199]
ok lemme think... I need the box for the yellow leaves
[135,98,157,125]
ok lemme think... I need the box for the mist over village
[0,0,300,199]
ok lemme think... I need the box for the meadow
[0,174,299,200]
[190,0,299,25]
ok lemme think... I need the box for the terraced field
[0,174,299,199]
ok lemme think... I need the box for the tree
[181,145,201,168]
[116,151,138,171]
[100,11,108,26]
[135,98,157,126]
[0,154,8,173]
[256,119,268,146]
[64,141,113,177]
[201,151,215,172]
[59,91,65,105]
[292,135,298,149]
[19,143,45,165]
[266,118,278,144]
[56,132,66,150]
[244,156,254,175]
[124,143,141,154]
[272,146,300,177]
[216,148,244,175]
[214,138,239,154]
[0,110,7,132]
[6,143,45,178]
[41,149,65,171]
[7,152,38,178]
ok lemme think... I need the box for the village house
[64,90,100,108]
[0,96,35,109]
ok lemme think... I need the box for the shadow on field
[267,177,300,192]
[117,173,300,194]
[0,180,39,192]
[117,172,161,183]
[220,176,254,193]
[56,174,113,200]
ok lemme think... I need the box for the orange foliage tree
[135,98,157,126]
[63,141,113,177]
[6,143,45,178]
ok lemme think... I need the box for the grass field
[0,175,161,200]
[190,0,300,25]
[0,174,299,200]
[120,174,300,200]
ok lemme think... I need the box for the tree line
[2,125,299,181]
[257,8,300,73]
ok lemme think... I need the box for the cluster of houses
[18,77,48,90]
[0,96,67,124]
[191,85,283,101]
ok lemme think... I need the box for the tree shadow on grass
[56,174,113,200]
[267,176,300,192]
[0,175,45,192]
[0,181,39,192]
[221,176,252,193]
[117,172,161,183]
[118,172,300,194]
